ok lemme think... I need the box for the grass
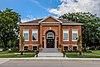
[0,51,35,58]
[91,50,100,55]
[66,50,100,58]
[66,53,100,58]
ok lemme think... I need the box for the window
[32,46,37,51]
[47,32,54,39]
[64,46,68,50]
[72,46,77,51]
[32,30,38,41]
[23,30,29,41]
[72,30,78,41]
[63,30,69,41]
[24,46,28,50]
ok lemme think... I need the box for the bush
[89,46,95,50]
[66,50,79,53]
[96,46,100,50]
[82,48,87,52]
[7,47,19,53]
[86,50,92,53]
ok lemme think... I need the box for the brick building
[19,16,82,51]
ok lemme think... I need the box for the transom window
[72,30,78,41]
[32,30,38,41]
[63,30,69,41]
[23,30,29,41]
[47,32,54,39]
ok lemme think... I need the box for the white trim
[72,29,78,41]
[32,29,38,41]
[39,16,62,23]
[72,45,78,51]
[63,29,69,41]
[23,29,29,41]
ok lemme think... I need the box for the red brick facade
[19,16,82,51]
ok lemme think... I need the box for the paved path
[0,59,9,64]
[38,48,63,57]
[0,59,100,67]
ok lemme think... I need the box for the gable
[42,17,59,22]
[39,16,62,23]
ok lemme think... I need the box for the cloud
[49,0,100,17]
[21,15,36,22]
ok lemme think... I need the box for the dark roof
[20,18,83,25]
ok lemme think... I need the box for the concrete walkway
[38,48,63,57]
[0,58,100,67]
[0,59,9,64]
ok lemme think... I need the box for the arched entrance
[46,31,55,48]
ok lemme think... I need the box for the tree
[77,36,82,55]
[20,34,24,55]
[0,8,20,50]
[59,12,100,47]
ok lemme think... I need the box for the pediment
[39,16,62,23]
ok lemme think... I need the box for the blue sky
[0,0,100,22]
[0,0,60,21]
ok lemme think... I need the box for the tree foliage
[60,12,100,47]
[0,8,20,50]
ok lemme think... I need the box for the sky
[0,0,100,22]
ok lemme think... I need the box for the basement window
[24,46,28,51]
[64,46,68,50]
[32,46,37,51]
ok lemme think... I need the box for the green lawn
[0,51,35,58]
[91,50,100,55]
[66,53,100,58]
[66,50,100,58]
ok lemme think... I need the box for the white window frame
[32,45,38,51]
[72,29,78,41]
[23,29,29,41]
[32,29,38,41]
[63,30,69,41]
[24,45,29,51]
[72,45,78,51]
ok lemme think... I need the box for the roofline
[62,23,83,25]
[39,16,62,23]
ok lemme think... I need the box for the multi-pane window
[24,46,28,50]
[72,30,78,41]
[63,30,69,41]
[32,46,37,51]
[23,30,29,41]
[32,30,38,41]
[64,46,68,51]
[72,46,77,51]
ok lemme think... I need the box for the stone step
[38,53,63,57]
[38,48,63,57]
[40,48,60,53]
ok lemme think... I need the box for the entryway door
[47,39,54,48]
[46,31,55,48]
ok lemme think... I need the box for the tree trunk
[3,41,7,51]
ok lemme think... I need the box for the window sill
[63,40,69,41]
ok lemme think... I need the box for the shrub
[96,46,100,50]
[89,46,95,50]
[7,47,19,53]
